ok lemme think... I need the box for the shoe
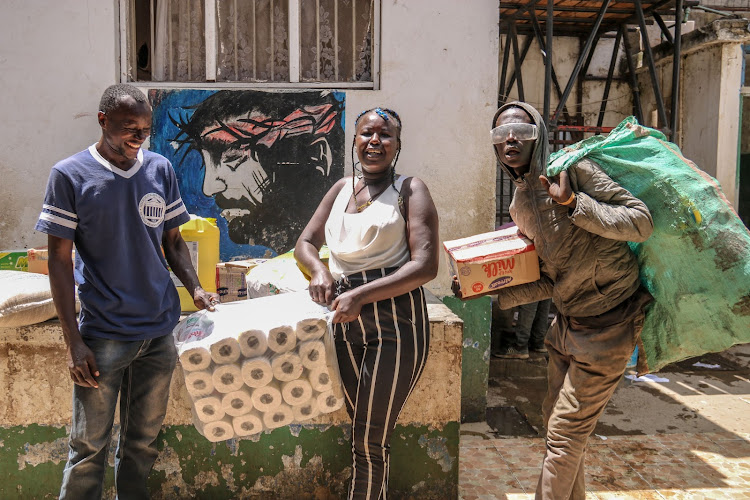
[493,346,529,359]
[530,345,548,353]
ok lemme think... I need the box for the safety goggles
[490,123,538,144]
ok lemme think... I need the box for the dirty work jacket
[494,102,653,318]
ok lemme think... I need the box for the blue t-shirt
[35,145,191,340]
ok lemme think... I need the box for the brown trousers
[535,289,652,500]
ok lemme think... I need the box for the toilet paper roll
[281,379,313,406]
[238,329,268,358]
[185,371,215,398]
[212,364,244,394]
[316,390,344,414]
[221,389,254,417]
[308,366,333,393]
[267,325,296,353]
[251,382,282,412]
[296,318,327,341]
[210,337,241,364]
[271,353,304,382]
[194,395,225,422]
[298,340,325,369]
[233,411,264,437]
[262,404,294,430]
[292,397,321,422]
[241,357,274,388]
[179,346,212,372]
[198,417,235,442]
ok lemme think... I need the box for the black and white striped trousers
[334,268,430,500]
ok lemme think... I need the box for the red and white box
[443,226,540,298]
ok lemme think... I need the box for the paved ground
[459,344,750,499]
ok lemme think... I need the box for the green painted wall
[442,296,491,423]
[2,422,459,499]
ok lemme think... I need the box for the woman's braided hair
[351,108,404,210]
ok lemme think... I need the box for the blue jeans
[503,299,552,350]
[59,334,177,500]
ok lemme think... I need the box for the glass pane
[300,0,373,82]
[217,0,289,82]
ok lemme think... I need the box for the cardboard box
[0,250,28,272]
[443,226,540,298]
[25,246,76,275]
[27,246,49,274]
[215,260,267,303]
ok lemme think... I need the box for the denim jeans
[59,333,177,500]
[503,299,552,350]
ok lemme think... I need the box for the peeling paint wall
[0,303,462,498]
[636,19,750,208]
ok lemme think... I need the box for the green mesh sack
[548,117,750,373]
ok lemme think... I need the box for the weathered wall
[636,19,750,207]
[0,0,118,250]
[0,0,500,301]
[0,303,462,498]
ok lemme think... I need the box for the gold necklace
[350,179,390,213]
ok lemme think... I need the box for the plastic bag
[548,117,750,373]
[172,291,344,442]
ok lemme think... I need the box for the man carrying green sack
[547,116,750,373]
[453,101,654,499]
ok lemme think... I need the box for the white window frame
[118,0,380,89]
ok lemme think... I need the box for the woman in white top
[295,108,439,500]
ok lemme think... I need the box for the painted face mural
[150,90,345,260]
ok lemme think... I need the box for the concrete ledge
[0,300,463,498]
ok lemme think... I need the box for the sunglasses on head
[490,123,538,144]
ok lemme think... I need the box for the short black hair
[99,84,148,114]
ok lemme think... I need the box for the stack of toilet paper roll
[177,306,344,442]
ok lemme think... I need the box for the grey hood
[492,101,549,186]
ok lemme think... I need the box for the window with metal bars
[121,0,379,88]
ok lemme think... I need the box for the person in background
[295,107,439,500]
[495,299,552,359]
[35,84,219,499]
[454,101,653,499]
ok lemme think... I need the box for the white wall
[0,0,118,250]
[638,40,745,206]
[0,0,499,297]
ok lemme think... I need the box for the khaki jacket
[495,102,653,318]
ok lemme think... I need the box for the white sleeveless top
[325,176,410,280]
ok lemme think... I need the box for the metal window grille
[122,0,379,87]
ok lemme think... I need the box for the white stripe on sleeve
[164,204,187,221]
[166,198,183,210]
[43,204,78,220]
[39,212,78,230]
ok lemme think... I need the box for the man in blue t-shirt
[35,84,219,499]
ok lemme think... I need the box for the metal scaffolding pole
[597,25,624,128]
[634,0,668,128]
[670,0,683,142]
[544,0,553,127]
[509,21,525,102]
[552,0,611,124]
[622,26,644,124]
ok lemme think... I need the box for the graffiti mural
[150,89,345,260]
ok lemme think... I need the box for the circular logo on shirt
[139,193,166,227]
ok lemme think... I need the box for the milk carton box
[444,226,540,298]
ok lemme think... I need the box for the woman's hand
[330,290,364,323]
[309,269,336,305]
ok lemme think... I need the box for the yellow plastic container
[175,215,220,312]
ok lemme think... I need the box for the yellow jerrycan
[174,215,220,312]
